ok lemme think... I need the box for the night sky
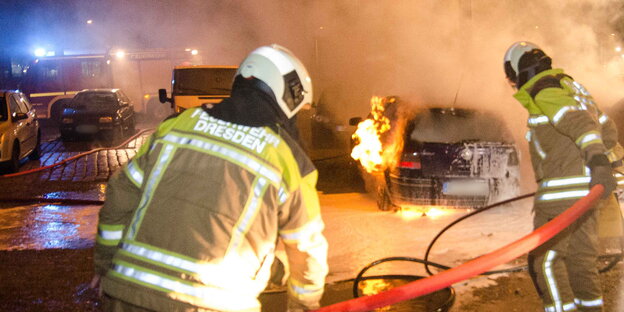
[0,0,263,54]
[1,0,83,53]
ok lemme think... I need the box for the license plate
[76,124,99,134]
[442,180,489,196]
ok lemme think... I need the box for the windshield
[0,94,7,121]
[69,92,118,112]
[173,68,237,96]
[409,108,513,144]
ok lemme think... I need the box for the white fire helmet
[237,44,312,119]
[503,41,541,83]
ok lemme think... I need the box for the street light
[34,48,46,57]
[115,50,126,59]
[86,19,93,24]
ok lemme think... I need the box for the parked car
[0,90,41,173]
[351,97,520,210]
[60,89,135,141]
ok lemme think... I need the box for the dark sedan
[60,89,135,141]
[351,97,520,210]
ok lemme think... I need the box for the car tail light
[399,160,421,169]
[398,151,422,169]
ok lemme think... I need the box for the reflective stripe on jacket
[94,107,329,311]
[513,69,621,204]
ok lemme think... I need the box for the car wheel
[50,104,63,124]
[60,131,74,142]
[106,125,124,142]
[377,185,393,211]
[28,132,42,160]
[6,142,20,173]
[128,116,136,133]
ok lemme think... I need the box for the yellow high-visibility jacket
[94,107,329,311]
[513,68,623,208]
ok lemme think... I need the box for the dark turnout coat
[94,105,328,311]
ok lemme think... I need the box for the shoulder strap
[529,73,573,99]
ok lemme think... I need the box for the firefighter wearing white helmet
[91,45,328,312]
[503,41,551,89]
[238,44,313,119]
[504,41,623,312]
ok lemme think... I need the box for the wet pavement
[19,131,149,183]
[0,121,153,250]
[0,121,620,311]
[0,204,99,250]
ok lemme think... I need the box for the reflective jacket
[513,68,622,207]
[94,107,329,311]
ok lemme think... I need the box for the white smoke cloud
[308,0,624,119]
[34,0,624,190]
[305,0,624,191]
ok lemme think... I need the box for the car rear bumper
[387,173,491,208]
[60,122,115,135]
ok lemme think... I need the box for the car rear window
[70,92,118,111]
[0,94,7,121]
[409,108,513,144]
[173,68,236,95]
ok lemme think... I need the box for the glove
[588,155,617,199]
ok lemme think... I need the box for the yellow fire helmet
[237,44,312,119]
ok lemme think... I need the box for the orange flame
[351,96,391,173]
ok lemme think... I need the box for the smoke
[17,1,624,114]
[305,0,624,191]
[309,0,624,118]
[70,0,314,64]
[7,0,624,189]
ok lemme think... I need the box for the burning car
[350,96,519,211]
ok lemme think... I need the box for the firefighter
[91,44,329,312]
[504,41,621,312]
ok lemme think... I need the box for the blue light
[34,48,46,57]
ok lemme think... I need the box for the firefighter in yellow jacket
[91,44,329,311]
[504,41,620,312]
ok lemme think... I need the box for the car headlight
[99,116,113,123]
[61,118,74,124]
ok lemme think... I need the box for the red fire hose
[0,129,152,179]
[313,185,605,312]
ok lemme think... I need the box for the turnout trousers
[528,199,604,312]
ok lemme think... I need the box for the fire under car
[350,96,520,210]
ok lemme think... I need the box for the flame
[351,96,391,173]
[397,206,455,220]
[360,278,392,296]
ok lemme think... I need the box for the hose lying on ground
[423,193,536,276]
[424,192,622,274]
[312,185,605,312]
[0,129,153,179]
[348,191,621,300]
